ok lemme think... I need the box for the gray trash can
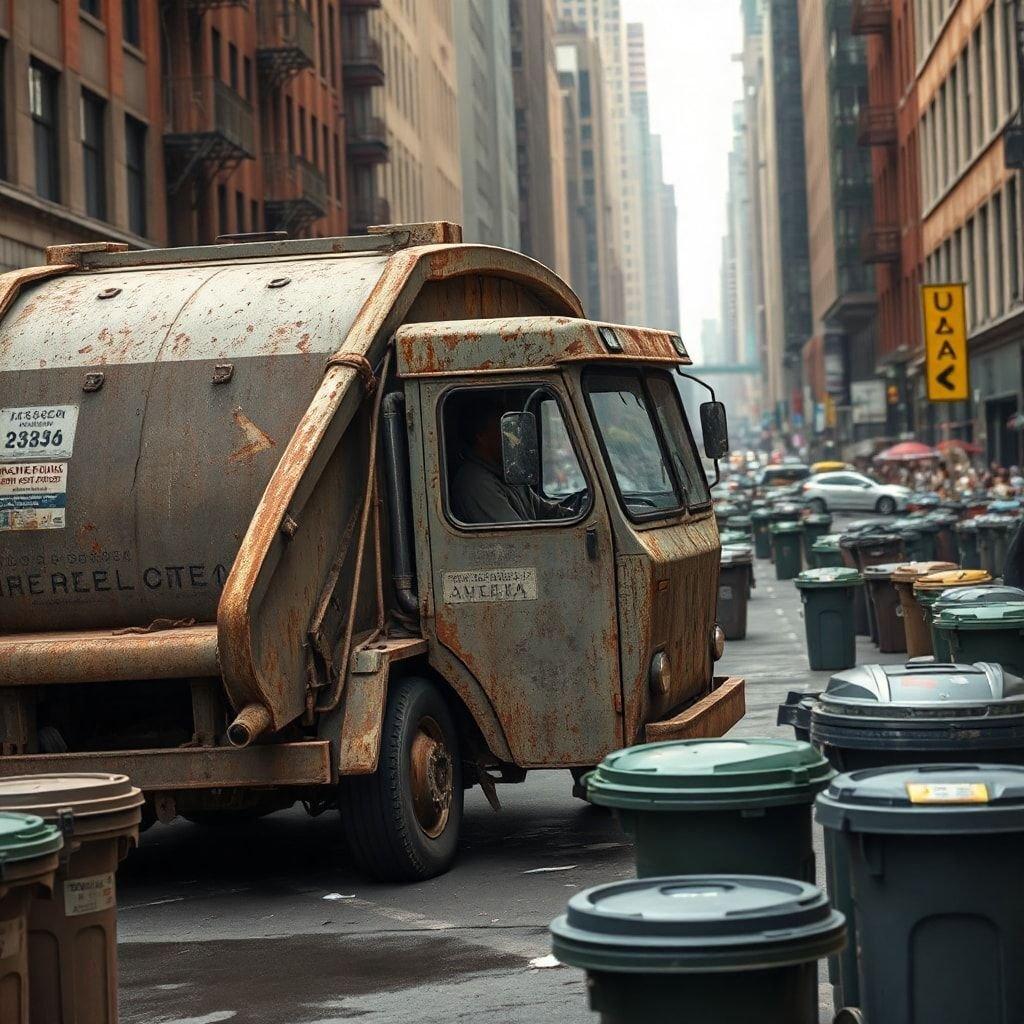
[718,546,752,639]
[817,764,1024,1024]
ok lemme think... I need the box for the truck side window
[443,386,590,528]
[646,372,711,508]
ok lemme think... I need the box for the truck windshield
[584,369,683,518]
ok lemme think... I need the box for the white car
[800,471,910,514]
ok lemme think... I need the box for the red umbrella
[873,441,939,462]
[936,439,983,455]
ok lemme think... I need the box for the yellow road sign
[922,283,969,402]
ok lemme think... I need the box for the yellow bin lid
[914,568,992,592]
[891,561,957,583]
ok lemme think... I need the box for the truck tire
[339,677,463,881]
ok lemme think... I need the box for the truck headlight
[649,651,672,697]
[712,625,726,661]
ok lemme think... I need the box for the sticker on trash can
[906,782,989,804]
[0,917,22,958]
[0,405,78,461]
[0,462,68,531]
[64,872,115,916]
[719,585,734,600]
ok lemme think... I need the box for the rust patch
[229,408,277,463]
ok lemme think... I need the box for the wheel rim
[409,715,454,839]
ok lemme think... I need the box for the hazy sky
[621,0,743,359]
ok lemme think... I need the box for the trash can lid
[934,602,1024,631]
[804,513,833,525]
[726,513,752,525]
[933,584,1024,612]
[890,561,958,582]
[862,561,910,581]
[751,508,772,521]
[0,774,144,837]
[720,545,753,565]
[904,517,941,533]
[816,764,1024,835]
[914,568,992,592]
[769,521,803,534]
[585,738,835,811]
[840,532,901,549]
[989,500,1022,513]
[0,812,63,866]
[820,661,1024,707]
[718,530,750,546]
[812,534,842,551]
[794,567,862,589]
[549,875,846,973]
[955,518,980,532]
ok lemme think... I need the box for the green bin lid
[934,602,1024,631]
[585,738,834,811]
[751,508,772,521]
[720,544,753,565]
[0,811,63,866]
[933,585,1024,612]
[718,530,750,545]
[794,567,862,589]
[726,514,752,527]
[812,534,842,551]
[816,764,1024,835]
[549,875,846,974]
[769,521,803,534]
[803,513,833,525]
[955,519,980,532]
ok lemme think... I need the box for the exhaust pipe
[227,703,271,747]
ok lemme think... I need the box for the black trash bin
[806,660,1024,1011]
[812,533,844,568]
[862,563,908,654]
[955,518,982,569]
[751,509,772,559]
[817,764,1024,1024]
[770,522,803,580]
[801,513,833,566]
[550,875,846,1024]
[840,533,905,638]
[714,501,740,530]
[718,546,752,639]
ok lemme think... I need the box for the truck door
[420,378,621,767]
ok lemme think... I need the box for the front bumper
[643,676,745,743]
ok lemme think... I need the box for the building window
[235,189,245,232]
[217,183,228,237]
[122,0,141,47]
[299,106,307,158]
[125,114,147,236]
[250,198,260,232]
[243,57,253,102]
[229,43,239,91]
[212,28,222,80]
[0,41,6,181]
[285,96,295,154]
[81,89,107,220]
[80,0,102,18]
[29,61,59,202]
[328,3,337,88]
[1009,179,1021,303]
[312,115,319,166]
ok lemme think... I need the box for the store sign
[922,284,969,402]
[850,380,887,424]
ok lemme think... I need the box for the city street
[117,525,901,1024]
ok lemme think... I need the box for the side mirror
[699,401,730,461]
[500,411,540,487]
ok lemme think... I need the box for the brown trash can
[0,775,144,1024]
[891,561,958,658]
[862,564,911,653]
[0,813,63,1024]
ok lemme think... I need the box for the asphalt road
[117,523,902,1024]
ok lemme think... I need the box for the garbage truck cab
[0,223,744,880]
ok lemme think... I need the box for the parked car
[757,464,811,492]
[801,471,910,514]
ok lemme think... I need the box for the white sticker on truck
[0,462,68,531]
[442,567,538,604]
[63,872,115,917]
[0,405,78,462]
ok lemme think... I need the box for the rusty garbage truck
[0,223,744,880]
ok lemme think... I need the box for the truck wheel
[339,677,463,881]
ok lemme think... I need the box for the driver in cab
[450,396,578,525]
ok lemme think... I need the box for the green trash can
[974,514,1014,575]
[718,528,748,546]
[955,518,982,569]
[812,533,843,568]
[801,513,833,566]
[714,501,740,529]
[769,502,803,523]
[585,738,835,882]
[770,521,803,580]
[751,509,772,559]
[550,875,846,1024]
[905,517,940,561]
[931,585,1024,660]
[934,602,1024,675]
[817,764,1024,1024]
[914,568,993,653]
[794,567,863,670]
[928,511,960,563]
[0,813,63,1024]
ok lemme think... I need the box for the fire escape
[341,0,388,232]
[254,0,325,232]
[162,0,255,198]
